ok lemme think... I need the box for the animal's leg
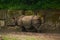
[21,26,27,32]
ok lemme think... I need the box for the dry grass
[1,32,60,40]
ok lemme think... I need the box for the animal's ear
[22,9,26,15]
[33,10,39,15]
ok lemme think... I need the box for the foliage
[0,0,60,10]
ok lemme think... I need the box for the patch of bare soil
[0,32,60,40]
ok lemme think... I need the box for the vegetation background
[0,0,60,9]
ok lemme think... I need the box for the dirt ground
[0,32,60,40]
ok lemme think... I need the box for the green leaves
[0,0,60,10]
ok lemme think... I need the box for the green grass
[3,37,36,40]
[3,37,17,40]
[2,36,41,40]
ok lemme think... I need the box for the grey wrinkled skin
[17,15,41,32]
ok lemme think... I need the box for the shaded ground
[0,32,60,40]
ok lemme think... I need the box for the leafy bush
[0,0,60,9]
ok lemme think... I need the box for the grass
[1,33,59,40]
[3,37,39,40]
[3,37,17,40]
[2,36,40,40]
